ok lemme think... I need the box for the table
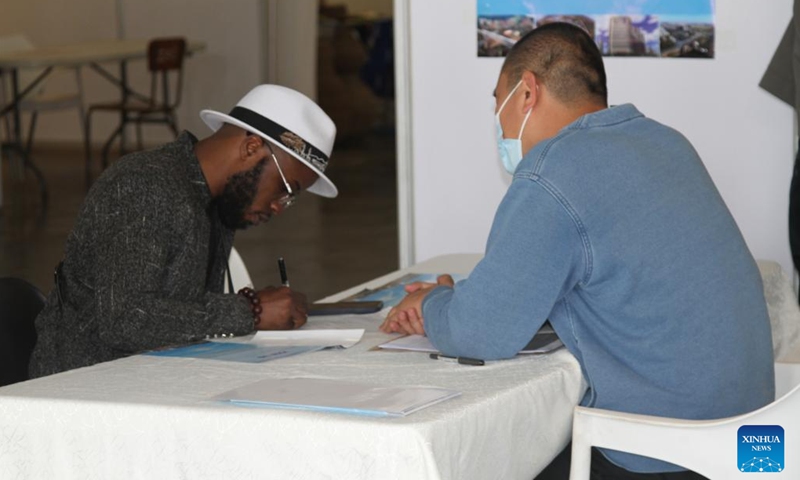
[0,38,205,201]
[0,254,586,480]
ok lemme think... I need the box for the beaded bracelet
[237,287,262,328]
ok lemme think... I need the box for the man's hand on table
[255,287,308,330]
[379,274,455,335]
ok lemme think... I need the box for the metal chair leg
[25,111,38,156]
[136,118,143,151]
[3,143,48,213]
[168,113,179,138]
[84,109,93,187]
[101,124,123,169]
[76,73,90,187]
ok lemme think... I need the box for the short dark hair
[502,22,607,106]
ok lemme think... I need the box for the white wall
[1,0,263,145]
[403,0,796,276]
[263,0,319,101]
[121,0,263,143]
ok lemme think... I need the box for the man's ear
[521,71,539,112]
[240,133,266,165]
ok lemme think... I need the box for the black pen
[429,353,485,366]
[278,257,290,287]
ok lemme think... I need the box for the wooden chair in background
[85,37,186,178]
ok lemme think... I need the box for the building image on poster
[477,0,714,59]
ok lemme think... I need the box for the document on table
[250,329,365,349]
[145,329,365,363]
[145,342,323,363]
[345,273,467,307]
[379,325,563,355]
[378,334,439,353]
[214,377,462,417]
[521,331,562,354]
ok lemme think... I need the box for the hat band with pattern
[228,106,329,172]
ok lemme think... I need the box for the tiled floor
[0,131,398,302]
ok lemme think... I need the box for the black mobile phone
[308,301,384,316]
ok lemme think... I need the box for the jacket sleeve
[87,178,254,354]
[422,177,586,360]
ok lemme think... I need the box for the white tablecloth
[0,254,586,480]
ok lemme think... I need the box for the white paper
[214,377,461,417]
[250,329,365,349]
[378,334,438,353]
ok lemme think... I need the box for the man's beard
[216,158,267,230]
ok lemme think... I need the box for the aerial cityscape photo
[477,0,714,59]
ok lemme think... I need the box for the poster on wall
[477,1,715,59]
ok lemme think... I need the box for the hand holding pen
[247,257,307,330]
[254,287,307,330]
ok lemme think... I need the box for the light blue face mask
[495,80,532,175]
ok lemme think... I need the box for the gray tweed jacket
[29,132,254,378]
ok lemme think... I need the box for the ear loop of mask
[518,107,532,137]
[497,79,523,121]
[497,79,533,138]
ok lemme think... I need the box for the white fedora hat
[200,84,338,197]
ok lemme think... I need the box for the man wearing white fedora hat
[30,85,338,378]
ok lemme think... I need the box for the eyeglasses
[265,141,297,209]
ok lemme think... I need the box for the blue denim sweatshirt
[423,104,775,473]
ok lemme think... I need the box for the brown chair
[85,37,187,181]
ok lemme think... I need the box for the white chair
[757,260,800,361]
[0,34,87,155]
[775,361,800,397]
[569,362,800,479]
[224,247,253,293]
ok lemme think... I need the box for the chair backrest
[569,362,800,479]
[225,247,253,294]
[0,277,45,387]
[147,37,186,110]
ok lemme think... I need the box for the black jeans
[535,443,708,480]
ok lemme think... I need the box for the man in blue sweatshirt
[380,22,774,479]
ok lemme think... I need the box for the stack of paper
[146,329,365,363]
[251,329,364,349]
[146,342,322,363]
[214,377,461,417]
